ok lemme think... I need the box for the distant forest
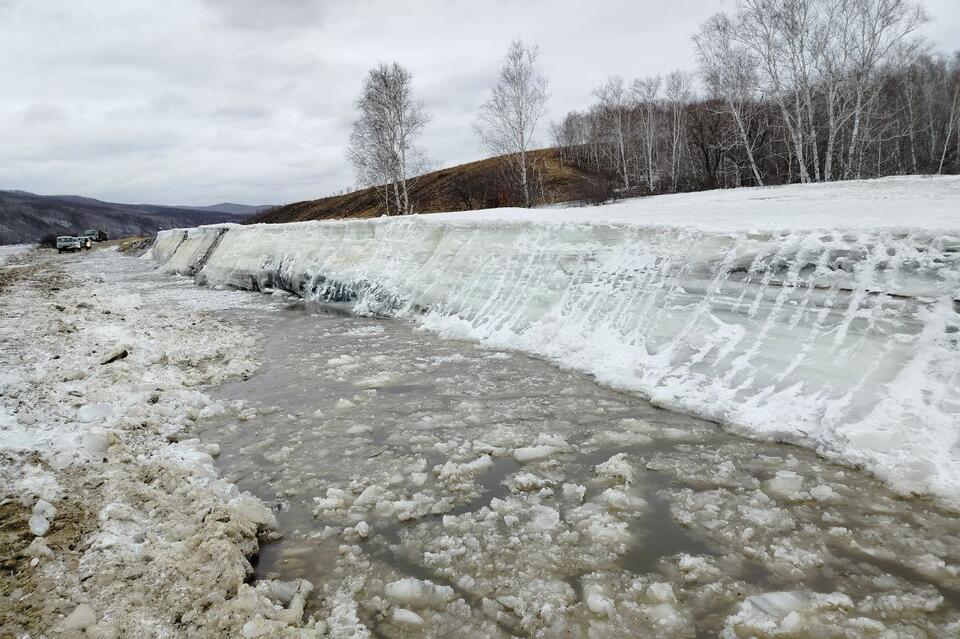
[553,1,959,197]
[333,0,958,216]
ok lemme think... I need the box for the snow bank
[152,176,960,506]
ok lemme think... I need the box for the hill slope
[182,203,274,216]
[251,148,607,224]
[0,191,249,244]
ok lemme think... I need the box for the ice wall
[152,177,960,505]
[159,227,228,276]
[146,229,186,264]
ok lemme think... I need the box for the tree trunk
[845,89,864,179]
[729,98,764,186]
[938,85,959,175]
[778,95,809,183]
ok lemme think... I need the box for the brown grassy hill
[250,148,610,224]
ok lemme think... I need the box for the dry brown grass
[251,148,608,224]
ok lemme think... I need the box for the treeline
[346,0,959,214]
[553,0,960,197]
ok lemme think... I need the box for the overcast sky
[1,0,958,206]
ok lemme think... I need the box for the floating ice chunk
[392,608,425,627]
[349,325,387,337]
[436,455,493,480]
[198,401,225,419]
[740,590,807,620]
[647,603,681,627]
[764,471,805,499]
[79,403,113,422]
[722,592,861,638]
[676,554,720,583]
[511,472,548,492]
[584,584,615,617]
[532,433,569,449]
[334,398,355,411]
[526,505,560,532]
[355,373,393,388]
[911,553,949,578]
[562,483,586,502]
[345,424,370,435]
[809,484,838,501]
[384,578,456,609]
[568,503,631,545]
[352,485,384,509]
[355,521,370,538]
[410,472,428,486]
[314,488,350,511]
[716,460,737,477]
[646,583,676,604]
[599,487,646,512]
[513,446,555,463]
[595,453,634,484]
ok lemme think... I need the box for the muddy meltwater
[190,296,960,637]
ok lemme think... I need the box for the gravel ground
[0,248,320,637]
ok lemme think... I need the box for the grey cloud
[1,0,957,205]
[21,103,68,126]
[200,0,329,31]
[210,104,274,121]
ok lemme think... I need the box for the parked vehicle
[56,236,81,253]
[83,229,108,241]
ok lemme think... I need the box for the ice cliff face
[151,177,960,505]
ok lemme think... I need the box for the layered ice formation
[151,176,960,505]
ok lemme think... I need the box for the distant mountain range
[0,190,274,244]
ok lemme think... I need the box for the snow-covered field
[154,176,960,507]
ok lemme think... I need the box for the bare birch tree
[593,76,633,190]
[694,13,766,185]
[347,63,430,215]
[474,39,549,207]
[665,70,693,191]
[632,75,662,191]
[939,81,960,174]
